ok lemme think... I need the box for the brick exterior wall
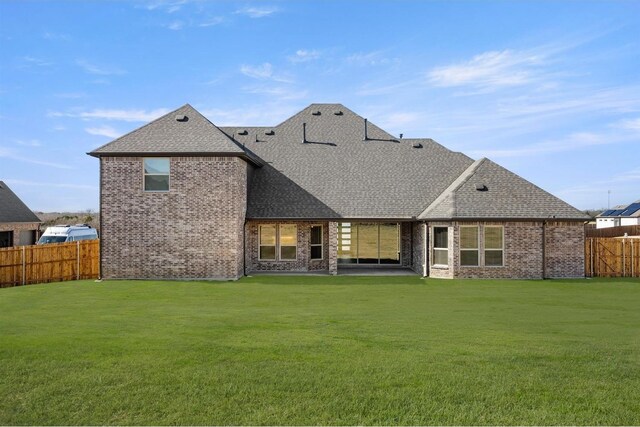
[0,222,40,246]
[245,220,330,273]
[545,221,585,278]
[100,156,247,280]
[328,221,338,275]
[422,220,585,279]
[411,222,425,275]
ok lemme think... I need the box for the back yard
[1,276,638,425]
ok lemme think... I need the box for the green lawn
[1,276,639,425]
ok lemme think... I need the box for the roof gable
[419,158,589,220]
[0,181,41,223]
[89,104,245,156]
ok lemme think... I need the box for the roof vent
[302,122,307,144]
[363,118,369,141]
[265,130,275,136]
[412,142,422,148]
[175,115,188,122]
[400,133,404,139]
[238,130,248,135]
[312,110,321,116]
[475,184,488,191]
[334,111,343,116]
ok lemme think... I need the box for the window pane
[460,227,478,249]
[145,175,169,191]
[434,227,448,249]
[433,248,448,265]
[310,226,322,245]
[338,223,357,264]
[485,227,503,249]
[485,250,503,266]
[144,158,170,174]
[358,223,378,264]
[461,250,479,266]
[310,245,322,259]
[260,225,276,245]
[280,246,296,260]
[280,225,297,246]
[260,246,276,260]
[379,223,400,264]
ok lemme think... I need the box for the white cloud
[240,63,293,83]
[167,20,185,30]
[428,49,544,90]
[346,51,393,66]
[3,179,97,191]
[76,59,126,76]
[0,147,72,169]
[22,56,53,67]
[15,139,42,147]
[54,92,86,99]
[241,85,308,100]
[615,117,640,131]
[85,125,121,139]
[288,49,320,63]
[199,17,224,27]
[43,32,71,41]
[235,6,278,18]
[48,108,170,122]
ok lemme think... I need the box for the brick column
[328,221,338,275]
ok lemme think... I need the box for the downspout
[542,220,547,280]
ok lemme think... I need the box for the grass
[1,276,639,425]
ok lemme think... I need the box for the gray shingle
[0,181,41,223]
[419,158,589,220]
[89,104,245,156]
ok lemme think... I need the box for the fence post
[77,241,80,280]
[590,238,594,277]
[22,246,26,286]
[622,238,626,277]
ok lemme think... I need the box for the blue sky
[1,1,639,212]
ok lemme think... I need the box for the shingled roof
[0,181,41,224]
[88,102,588,221]
[88,104,260,165]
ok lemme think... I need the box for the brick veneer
[0,222,40,246]
[422,220,585,279]
[100,156,247,280]
[245,220,330,273]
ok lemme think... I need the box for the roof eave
[87,151,263,167]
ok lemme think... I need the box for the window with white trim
[460,226,479,266]
[310,225,323,260]
[143,158,170,192]
[432,227,449,266]
[259,224,298,261]
[484,226,504,266]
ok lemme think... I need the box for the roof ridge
[418,158,486,219]
[88,104,191,155]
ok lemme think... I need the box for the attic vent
[412,142,422,148]
[175,115,188,122]
[238,130,248,135]
[312,110,321,116]
[334,111,343,116]
[475,184,488,191]
[265,130,275,136]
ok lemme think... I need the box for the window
[144,158,170,192]
[259,225,276,260]
[279,224,297,260]
[460,226,479,266]
[432,227,449,266]
[310,225,323,260]
[259,224,297,261]
[484,226,504,266]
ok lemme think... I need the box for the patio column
[328,221,338,275]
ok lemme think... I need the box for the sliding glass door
[338,222,400,265]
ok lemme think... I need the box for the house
[88,103,589,280]
[596,201,640,228]
[0,181,41,247]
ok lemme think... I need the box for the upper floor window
[144,158,170,192]
[432,226,448,266]
[460,226,479,266]
[484,226,504,266]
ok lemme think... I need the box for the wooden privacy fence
[0,240,99,288]
[585,237,640,278]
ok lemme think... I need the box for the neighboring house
[596,201,640,228]
[0,181,41,247]
[88,104,589,280]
